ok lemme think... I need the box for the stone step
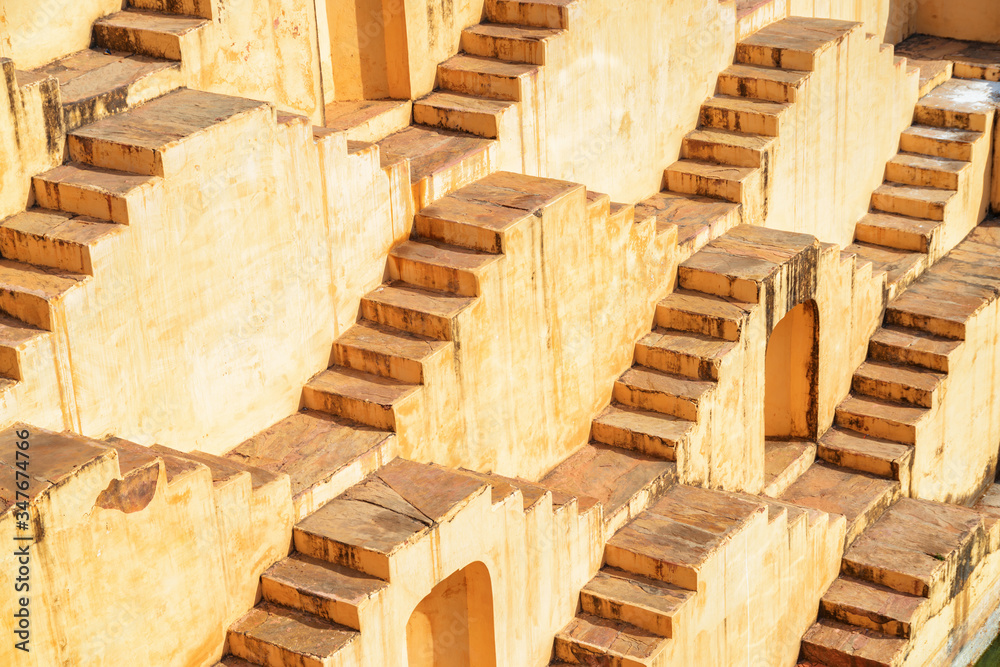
[68,89,268,177]
[899,124,982,162]
[0,314,49,382]
[884,288,977,343]
[389,238,500,297]
[413,91,517,139]
[361,282,474,341]
[540,444,676,532]
[0,209,123,275]
[605,485,766,591]
[867,325,962,373]
[293,459,486,579]
[0,425,120,518]
[591,404,694,461]
[0,259,86,330]
[851,361,943,409]
[800,618,908,667]
[332,322,450,384]
[716,62,809,103]
[655,289,748,342]
[414,170,580,253]
[105,435,204,487]
[854,212,942,255]
[415,190,532,254]
[150,444,283,494]
[888,260,1000,339]
[375,125,497,210]
[487,0,576,29]
[227,410,394,522]
[779,462,899,547]
[24,49,181,130]
[129,0,213,19]
[302,367,421,431]
[437,54,539,101]
[261,553,387,630]
[678,246,777,303]
[762,440,816,498]
[613,366,715,421]
[843,498,989,607]
[634,328,734,380]
[681,127,775,168]
[93,9,209,61]
[33,162,159,225]
[698,95,789,136]
[871,182,955,221]
[817,427,912,485]
[323,99,412,143]
[580,568,694,638]
[665,159,762,204]
[835,394,929,445]
[633,192,740,260]
[227,602,361,667]
[885,152,968,190]
[914,78,999,132]
[845,242,925,297]
[820,576,930,638]
[461,22,560,65]
[735,16,858,71]
[552,613,665,666]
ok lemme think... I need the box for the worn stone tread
[228,410,392,502]
[801,617,908,667]
[779,462,898,546]
[817,427,912,482]
[228,602,358,663]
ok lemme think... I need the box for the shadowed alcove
[764,299,819,440]
[405,561,497,666]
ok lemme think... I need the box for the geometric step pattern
[552,484,765,664]
[224,458,493,666]
[800,496,996,666]
[826,222,1000,489]
[303,171,579,436]
[850,77,995,298]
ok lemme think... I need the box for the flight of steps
[0,89,268,417]
[224,458,484,667]
[633,18,860,261]
[849,77,998,299]
[817,222,1000,498]
[366,0,575,210]
[15,0,208,130]
[549,484,765,665]
[534,257,752,522]
[416,0,569,140]
[800,497,999,666]
[221,457,600,666]
[302,171,596,463]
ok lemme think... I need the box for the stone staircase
[350,0,575,211]
[632,18,863,262]
[300,171,593,472]
[549,485,762,665]
[15,0,208,130]
[800,497,999,666]
[221,456,600,666]
[817,222,1000,502]
[849,77,998,299]
[0,88,269,428]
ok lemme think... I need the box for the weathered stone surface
[780,462,899,546]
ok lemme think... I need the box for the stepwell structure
[1,0,1000,665]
